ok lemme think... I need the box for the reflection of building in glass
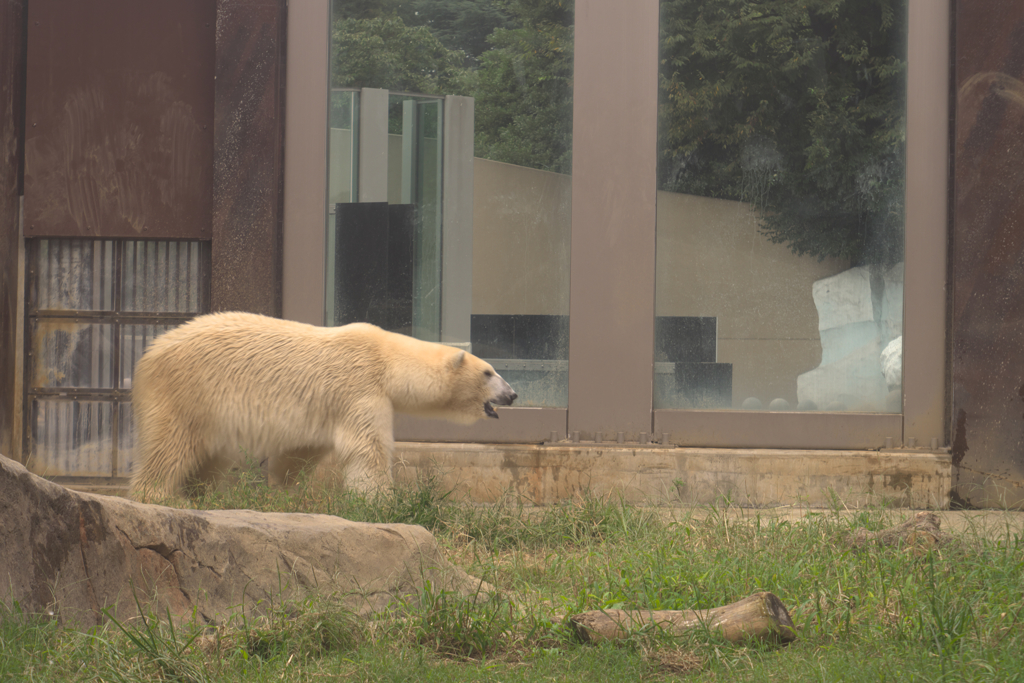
[327,89,469,346]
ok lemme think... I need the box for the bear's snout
[493,389,517,406]
[488,374,517,405]
[484,372,517,418]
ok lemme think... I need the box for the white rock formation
[881,336,903,390]
[812,266,876,331]
[797,264,904,412]
[881,263,904,345]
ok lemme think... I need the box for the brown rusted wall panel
[23,0,215,239]
[952,0,1024,507]
[211,0,287,316]
[1,0,26,461]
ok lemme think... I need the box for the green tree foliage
[400,1,512,64]
[472,0,574,174]
[331,0,573,173]
[334,0,510,65]
[659,0,908,265]
[330,0,575,174]
[330,14,473,95]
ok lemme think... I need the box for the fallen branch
[568,591,797,645]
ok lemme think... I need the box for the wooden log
[849,511,950,550]
[568,591,797,645]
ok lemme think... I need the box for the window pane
[30,399,114,477]
[122,240,206,313]
[34,239,114,311]
[117,402,135,477]
[327,1,573,407]
[121,324,178,390]
[30,321,115,389]
[25,239,207,480]
[655,0,906,413]
[328,89,358,207]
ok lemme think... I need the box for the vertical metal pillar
[568,0,660,440]
[441,95,475,347]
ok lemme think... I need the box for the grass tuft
[8,471,1024,681]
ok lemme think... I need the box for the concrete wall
[655,191,850,407]
[472,158,571,316]
[471,160,851,406]
[394,442,952,508]
[327,128,353,206]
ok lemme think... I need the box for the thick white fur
[129,312,516,499]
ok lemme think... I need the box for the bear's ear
[450,350,466,370]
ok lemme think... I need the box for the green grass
[4,472,1024,682]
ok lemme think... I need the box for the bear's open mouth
[484,401,499,419]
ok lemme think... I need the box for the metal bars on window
[25,239,210,478]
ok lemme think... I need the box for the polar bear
[129,311,517,500]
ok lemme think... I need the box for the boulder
[0,455,491,629]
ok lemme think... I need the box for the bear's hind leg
[131,439,203,502]
[130,418,214,502]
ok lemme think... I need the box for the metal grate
[25,239,210,478]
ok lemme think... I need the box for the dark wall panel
[333,203,415,333]
[952,1,1024,507]
[0,0,27,461]
[23,0,214,239]
[211,0,287,316]
[334,203,390,328]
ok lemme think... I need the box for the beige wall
[472,158,571,315]
[387,133,440,205]
[472,160,851,406]
[327,128,353,206]
[655,192,849,407]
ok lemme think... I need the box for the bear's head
[448,350,518,421]
[381,331,518,424]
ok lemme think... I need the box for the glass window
[326,1,574,407]
[655,0,907,413]
[25,239,209,477]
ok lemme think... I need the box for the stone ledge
[393,443,953,509]
[50,445,954,510]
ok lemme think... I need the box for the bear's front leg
[344,458,392,495]
[325,427,393,496]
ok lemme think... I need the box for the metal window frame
[23,238,211,476]
[283,0,950,448]
[649,0,950,449]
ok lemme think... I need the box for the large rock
[0,455,490,629]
